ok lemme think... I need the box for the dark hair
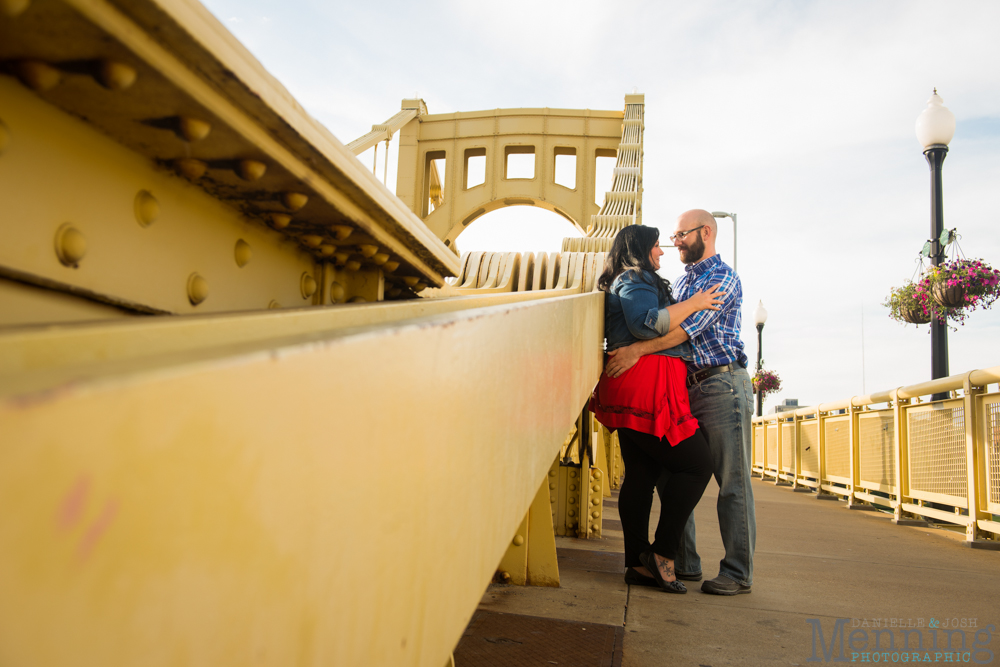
[597,225,673,303]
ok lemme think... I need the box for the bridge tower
[349,95,644,252]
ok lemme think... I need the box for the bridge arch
[392,103,628,249]
[454,204,584,255]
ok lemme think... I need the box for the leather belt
[686,361,744,388]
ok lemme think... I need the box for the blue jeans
[658,367,755,585]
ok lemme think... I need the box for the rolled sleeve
[645,308,670,335]
[618,279,662,340]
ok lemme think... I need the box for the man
[604,209,755,596]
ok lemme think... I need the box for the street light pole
[753,300,768,417]
[711,211,737,272]
[915,89,955,399]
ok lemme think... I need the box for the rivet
[592,484,600,492]
[174,158,206,180]
[358,244,378,258]
[319,244,335,256]
[329,281,345,304]
[548,470,557,477]
[0,0,31,17]
[550,496,556,503]
[300,272,317,298]
[382,260,399,273]
[234,239,251,267]
[345,260,361,271]
[402,276,419,287]
[237,159,267,181]
[568,509,576,517]
[134,190,159,227]
[270,213,291,229]
[97,60,137,91]
[371,252,390,265]
[282,192,308,211]
[332,251,349,265]
[500,571,511,584]
[0,118,10,155]
[591,498,600,505]
[331,224,352,240]
[569,484,576,491]
[178,117,211,142]
[593,471,602,479]
[301,235,323,248]
[348,296,367,303]
[549,482,556,490]
[268,299,281,309]
[570,470,577,478]
[592,511,600,519]
[187,273,209,305]
[568,498,576,505]
[54,224,86,267]
[15,60,60,91]
[512,535,524,547]
[387,287,402,298]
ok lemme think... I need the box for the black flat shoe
[624,567,659,588]
[638,551,687,594]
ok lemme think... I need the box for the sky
[204,0,1000,412]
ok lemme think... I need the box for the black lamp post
[753,300,768,417]
[915,89,955,399]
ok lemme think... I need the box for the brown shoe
[701,575,751,595]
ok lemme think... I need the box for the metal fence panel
[857,410,895,492]
[907,401,968,506]
[754,425,765,467]
[799,420,819,477]
[766,424,778,472]
[984,396,1000,514]
[781,422,794,473]
[824,416,850,482]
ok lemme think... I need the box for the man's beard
[680,234,705,264]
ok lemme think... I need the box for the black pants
[617,426,713,567]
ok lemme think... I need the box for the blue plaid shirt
[673,254,748,371]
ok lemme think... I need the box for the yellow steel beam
[0,291,603,667]
[0,289,580,385]
[0,0,458,296]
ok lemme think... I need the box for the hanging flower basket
[752,368,781,398]
[920,259,1000,321]
[884,281,932,325]
[899,303,931,324]
[930,282,965,309]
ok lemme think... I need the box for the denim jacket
[604,270,695,361]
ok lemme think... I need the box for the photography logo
[806,618,995,664]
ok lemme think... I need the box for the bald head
[679,209,717,234]
[673,209,717,264]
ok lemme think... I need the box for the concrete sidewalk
[470,476,1000,666]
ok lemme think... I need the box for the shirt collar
[683,254,723,277]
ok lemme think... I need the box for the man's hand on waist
[604,328,690,379]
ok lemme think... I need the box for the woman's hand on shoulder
[690,283,726,312]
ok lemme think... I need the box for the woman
[590,225,720,593]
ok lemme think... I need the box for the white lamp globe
[915,89,955,149]
[753,300,768,326]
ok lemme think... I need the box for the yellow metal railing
[751,366,1000,546]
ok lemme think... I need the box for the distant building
[770,399,799,415]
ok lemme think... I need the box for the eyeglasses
[669,226,705,242]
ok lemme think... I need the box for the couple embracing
[590,209,756,596]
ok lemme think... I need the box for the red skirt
[589,354,698,446]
